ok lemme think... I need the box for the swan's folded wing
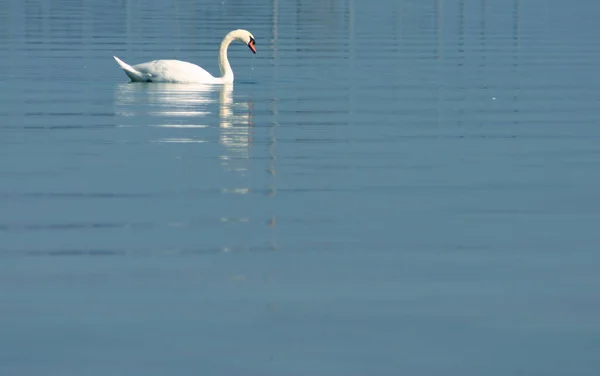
[133,60,217,83]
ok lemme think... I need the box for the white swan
[113,29,256,84]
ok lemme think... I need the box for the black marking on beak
[248,37,256,54]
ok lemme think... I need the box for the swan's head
[230,29,256,54]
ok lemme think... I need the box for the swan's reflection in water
[114,82,253,174]
[114,83,215,121]
[217,85,254,178]
[113,83,272,253]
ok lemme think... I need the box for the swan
[113,29,256,84]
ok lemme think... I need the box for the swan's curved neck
[218,32,237,83]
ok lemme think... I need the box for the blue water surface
[1,0,599,375]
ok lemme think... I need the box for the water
[1,0,600,374]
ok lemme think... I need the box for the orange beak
[248,39,256,54]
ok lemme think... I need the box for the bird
[113,29,256,84]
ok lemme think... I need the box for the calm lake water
[1,0,600,375]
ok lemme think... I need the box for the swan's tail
[113,56,151,82]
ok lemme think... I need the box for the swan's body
[113,29,256,84]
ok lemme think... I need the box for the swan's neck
[218,34,235,83]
